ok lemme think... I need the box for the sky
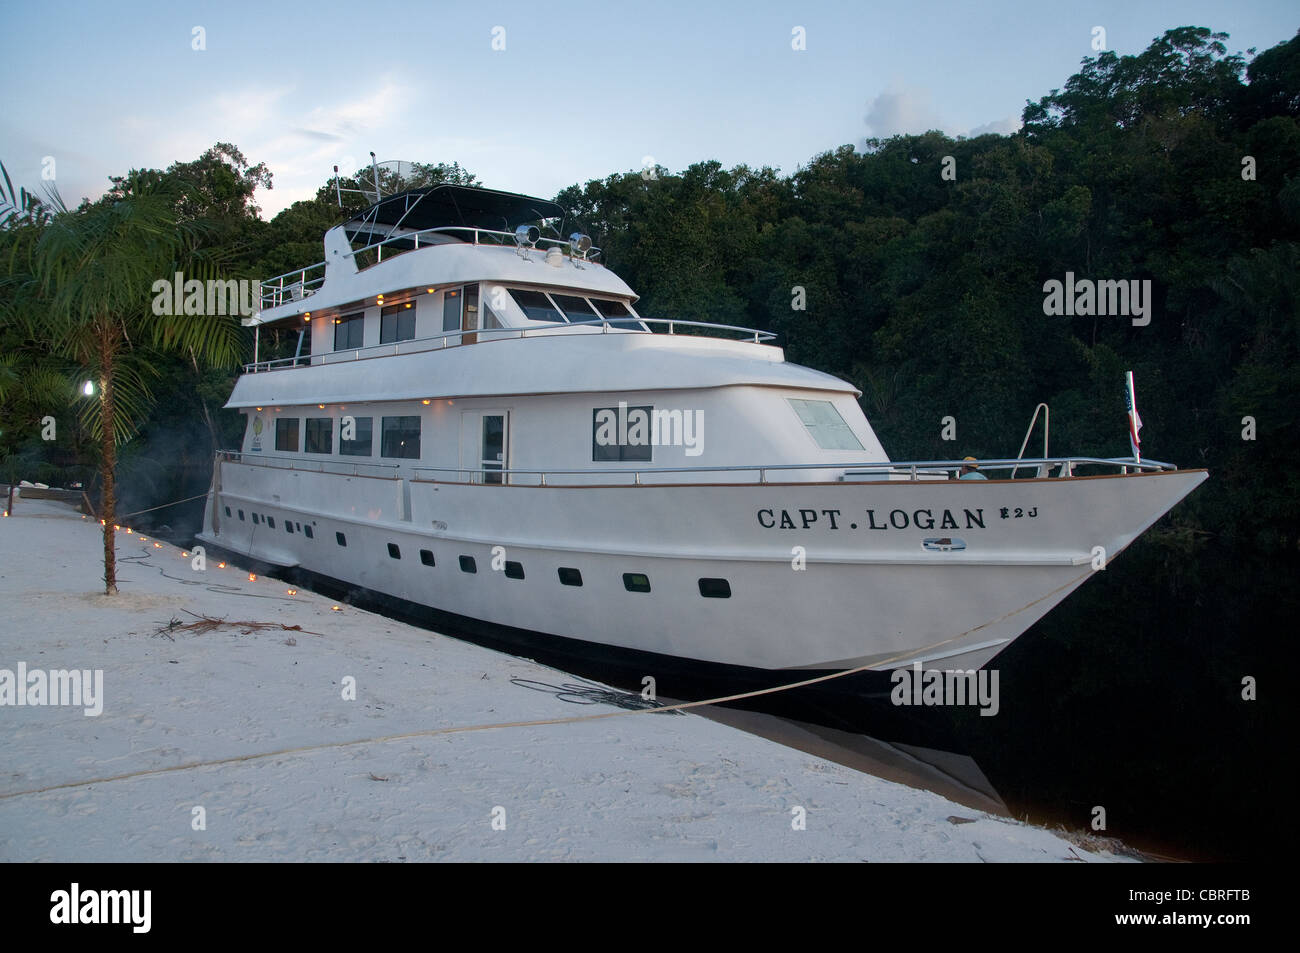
[0,1,1295,220]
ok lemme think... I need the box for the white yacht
[197,177,1207,682]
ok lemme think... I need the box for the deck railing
[404,456,1177,486]
[259,225,604,309]
[216,450,400,479]
[217,450,1176,486]
[239,316,777,373]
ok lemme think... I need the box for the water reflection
[686,703,1008,817]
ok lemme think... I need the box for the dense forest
[2,26,1294,858]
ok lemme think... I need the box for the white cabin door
[461,410,509,484]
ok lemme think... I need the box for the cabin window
[285,522,293,534]
[303,525,314,539]
[238,509,245,521]
[275,417,300,452]
[388,543,401,560]
[224,506,231,517]
[623,572,651,593]
[267,516,276,529]
[558,567,583,587]
[464,284,479,337]
[698,578,732,599]
[334,312,364,350]
[381,416,421,459]
[459,555,477,574]
[419,549,435,567]
[442,288,462,333]
[339,416,373,456]
[592,406,653,462]
[551,294,597,323]
[504,561,524,580]
[787,399,864,451]
[510,288,566,323]
[592,298,641,329]
[592,298,631,318]
[304,417,333,454]
[252,513,260,524]
[380,304,416,344]
[336,531,347,546]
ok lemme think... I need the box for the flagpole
[1125,370,1142,467]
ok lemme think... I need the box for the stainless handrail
[216,450,1175,487]
[239,316,777,372]
[217,449,401,478]
[1011,403,1050,479]
[403,456,1177,486]
[259,225,604,308]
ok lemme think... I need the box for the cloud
[863,87,945,138]
[864,86,1021,141]
[210,86,294,129]
[967,116,1021,137]
[292,128,346,143]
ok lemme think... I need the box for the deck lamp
[569,232,592,257]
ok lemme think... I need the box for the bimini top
[344,185,566,247]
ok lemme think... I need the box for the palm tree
[3,170,243,593]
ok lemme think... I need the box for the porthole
[698,578,731,598]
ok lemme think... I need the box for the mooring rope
[112,492,211,521]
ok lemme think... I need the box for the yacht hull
[197,463,1207,673]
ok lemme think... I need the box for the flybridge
[242,171,782,368]
[258,179,600,313]
[341,182,567,247]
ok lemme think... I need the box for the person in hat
[959,456,987,480]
